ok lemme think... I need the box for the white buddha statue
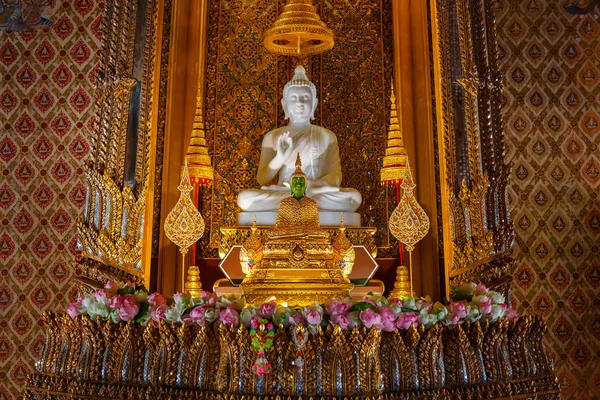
[237,66,362,226]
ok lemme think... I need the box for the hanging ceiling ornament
[380,80,407,185]
[388,158,430,252]
[264,0,334,56]
[187,95,214,185]
[163,159,206,255]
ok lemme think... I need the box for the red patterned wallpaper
[0,1,101,398]
[497,1,600,398]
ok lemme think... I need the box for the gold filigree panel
[201,0,396,258]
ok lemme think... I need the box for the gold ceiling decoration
[263,0,334,56]
[163,159,206,255]
[187,95,214,184]
[380,80,407,185]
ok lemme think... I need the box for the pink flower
[108,295,124,310]
[472,295,492,314]
[124,281,136,289]
[360,308,382,329]
[448,300,468,319]
[258,301,277,318]
[330,314,350,329]
[326,298,351,316]
[379,306,396,332]
[173,292,191,306]
[66,302,81,319]
[444,312,460,326]
[190,306,207,325]
[250,314,262,328]
[104,280,121,294]
[415,299,432,313]
[150,305,168,322]
[118,295,140,322]
[220,308,240,326]
[289,314,306,326]
[303,306,323,326]
[505,308,519,321]
[396,312,419,329]
[200,291,216,307]
[474,283,489,296]
[148,293,167,307]
[361,297,378,307]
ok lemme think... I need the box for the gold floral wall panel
[201,0,396,258]
[497,1,600,398]
[0,3,103,398]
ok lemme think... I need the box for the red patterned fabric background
[0,1,102,398]
[497,1,600,398]
[0,0,598,399]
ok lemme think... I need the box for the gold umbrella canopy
[264,0,334,56]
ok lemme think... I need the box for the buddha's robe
[237,125,362,212]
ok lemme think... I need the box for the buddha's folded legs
[237,188,362,212]
[237,189,290,212]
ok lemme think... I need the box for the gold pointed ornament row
[388,158,430,297]
[163,159,206,297]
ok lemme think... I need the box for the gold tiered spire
[264,0,334,56]
[186,96,214,184]
[380,80,407,185]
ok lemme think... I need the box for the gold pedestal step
[213,278,384,301]
[219,226,377,258]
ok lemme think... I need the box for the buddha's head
[290,153,307,199]
[282,65,318,122]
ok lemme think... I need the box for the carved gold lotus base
[25,313,559,400]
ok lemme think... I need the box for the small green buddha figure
[275,154,320,229]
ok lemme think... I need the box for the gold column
[157,0,209,295]
[391,0,444,298]
[142,0,166,287]
[430,0,453,295]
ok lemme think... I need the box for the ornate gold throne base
[219,226,378,259]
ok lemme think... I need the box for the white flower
[87,302,109,319]
[418,313,438,328]
[489,291,505,305]
[240,305,258,327]
[165,305,184,323]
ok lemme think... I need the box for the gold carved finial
[240,215,263,275]
[164,158,206,292]
[263,0,334,56]
[290,153,307,182]
[187,89,214,184]
[333,213,355,277]
[381,79,407,185]
[388,158,430,297]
